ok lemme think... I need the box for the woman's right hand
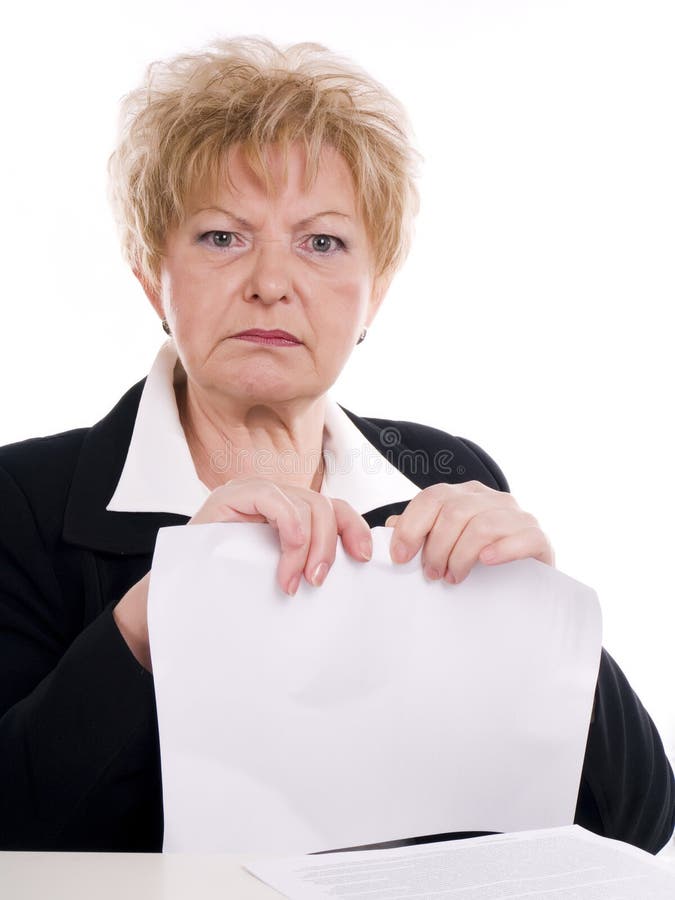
[188,476,373,596]
[113,477,373,671]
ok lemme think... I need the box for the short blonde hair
[107,36,421,295]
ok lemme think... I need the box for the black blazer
[0,377,673,852]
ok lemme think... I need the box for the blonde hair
[107,36,421,295]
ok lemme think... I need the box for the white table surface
[3,841,674,899]
[0,851,284,899]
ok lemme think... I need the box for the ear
[133,267,164,321]
[365,271,393,327]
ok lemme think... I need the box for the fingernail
[287,573,301,596]
[359,540,372,561]
[444,568,456,584]
[392,540,408,563]
[310,562,329,586]
[424,566,441,581]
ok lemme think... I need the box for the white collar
[106,341,420,517]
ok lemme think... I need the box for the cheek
[165,264,224,327]
[313,269,371,327]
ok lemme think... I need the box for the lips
[232,329,301,343]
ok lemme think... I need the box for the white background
[2,0,673,823]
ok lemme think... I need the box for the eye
[308,234,345,254]
[200,231,236,248]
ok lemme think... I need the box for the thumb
[385,515,400,528]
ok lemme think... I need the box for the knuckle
[531,524,551,546]
[312,492,337,517]
[425,482,454,500]
[327,497,349,518]
[436,503,467,528]
[455,514,494,540]
[472,515,498,539]
[332,500,371,540]
[330,497,361,519]
[521,511,540,528]
[391,521,417,546]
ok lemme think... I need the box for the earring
[162,319,172,336]
[356,328,367,345]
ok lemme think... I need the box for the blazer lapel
[62,379,190,555]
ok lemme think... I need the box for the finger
[385,515,399,528]
[281,495,371,594]
[271,495,317,596]
[237,483,314,597]
[190,479,311,595]
[187,479,271,526]
[295,493,339,589]
[446,510,541,583]
[479,527,555,568]
[332,498,373,565]
[280,489,372,587]
[388,483,514,566]
[418,494,516,579]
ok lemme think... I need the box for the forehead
[188,142,359,216]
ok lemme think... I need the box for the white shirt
[107,341,420,517]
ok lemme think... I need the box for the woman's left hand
[384,481,554,584]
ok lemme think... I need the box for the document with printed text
[246,826,675,899]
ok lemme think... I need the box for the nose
[245,240,292,305]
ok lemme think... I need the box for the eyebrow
[191,207,352,229]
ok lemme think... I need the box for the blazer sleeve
[0,463,162,851]
[575,648,675,853]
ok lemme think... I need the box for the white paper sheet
[245,826,675,899]
[148,523,602,854]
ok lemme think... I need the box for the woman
[0,36,673,853]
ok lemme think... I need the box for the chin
[223,375,307,403]
[206,354,329,403]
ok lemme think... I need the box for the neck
[174,372,327,495]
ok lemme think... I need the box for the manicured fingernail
[359,540,372,560]
[287,573,301,596]
[311,562,329,586]
[392,540,408,563]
